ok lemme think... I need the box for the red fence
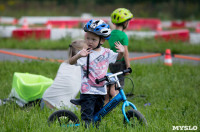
[155,29,189,42]
[171,21,186,28]
[12,29,51,40]
[46,20,80,28]
[127,18,161,30]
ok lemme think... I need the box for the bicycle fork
[120,89,137,123]
[122,100,137,123]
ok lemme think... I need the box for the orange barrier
[1,49,162,62]
[0,50,64,63]
[1,50,199,63]
[174,54,200,61]
[129,53,162,61]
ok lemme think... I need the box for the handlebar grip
[95,76,107,84]
[123,68,132,75]
[96,68,132,84]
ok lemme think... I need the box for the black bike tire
[124,109,147,126]
[48,110,79,126]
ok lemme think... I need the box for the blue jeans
[80,94,105,127]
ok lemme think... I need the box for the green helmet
[111,8,133,24]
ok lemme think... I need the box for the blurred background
[0,0,200,54]
[0,0,199,20]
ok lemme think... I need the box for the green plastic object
[12,72,53,102]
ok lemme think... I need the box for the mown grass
[0,61,199,132]
[0,37,200,55]
[0,37,72,50]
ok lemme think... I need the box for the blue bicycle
[48,68,147,127]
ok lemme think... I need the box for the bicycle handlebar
[95,76,108,84]
[95,68,132,84]
[122,68,132,75]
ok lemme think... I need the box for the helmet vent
[114,15,116,19]
[95,20,99,24]
[95,28,100,31]
[124,13,127,16]
[102,31,108,33]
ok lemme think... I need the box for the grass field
[1,1,199,131]
[1,37,200,55]
[0,61,199,131]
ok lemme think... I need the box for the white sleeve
[74,51,86,66]
[77,56,86,66]
[108,49,118,64]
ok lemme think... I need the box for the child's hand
[79,48,91,57]
[115,41,124,53]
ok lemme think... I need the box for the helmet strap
[86,54,90,78]
[86,37,101,78]
[122,24,126,30]
[122,21,128,31]
[93,37,102,50]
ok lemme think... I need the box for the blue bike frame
[93,88,137,123]
[72,68,135,126]
[93,70,137,123]
[72,88,136,127]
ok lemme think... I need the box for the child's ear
[100,38,106,44]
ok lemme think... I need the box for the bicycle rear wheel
[124,109,147,127]
[48,110,79,127]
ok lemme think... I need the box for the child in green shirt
[105,8,133,104]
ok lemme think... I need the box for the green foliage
[0,61,199,131]
[0,0,199,20]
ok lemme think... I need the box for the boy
[105,8,133,104]
[69,19,124,127]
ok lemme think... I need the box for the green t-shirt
[108,30,128,61]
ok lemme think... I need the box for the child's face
[85,32,100,49]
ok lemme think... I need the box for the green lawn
[1,37,200,55]
[0,61,199,131]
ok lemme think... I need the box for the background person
[105,8,133,104]
[41,40,88,110]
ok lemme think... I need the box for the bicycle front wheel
[124,109,147,127]
[48,110,79,127]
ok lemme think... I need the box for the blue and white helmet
[84,19,111,40]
